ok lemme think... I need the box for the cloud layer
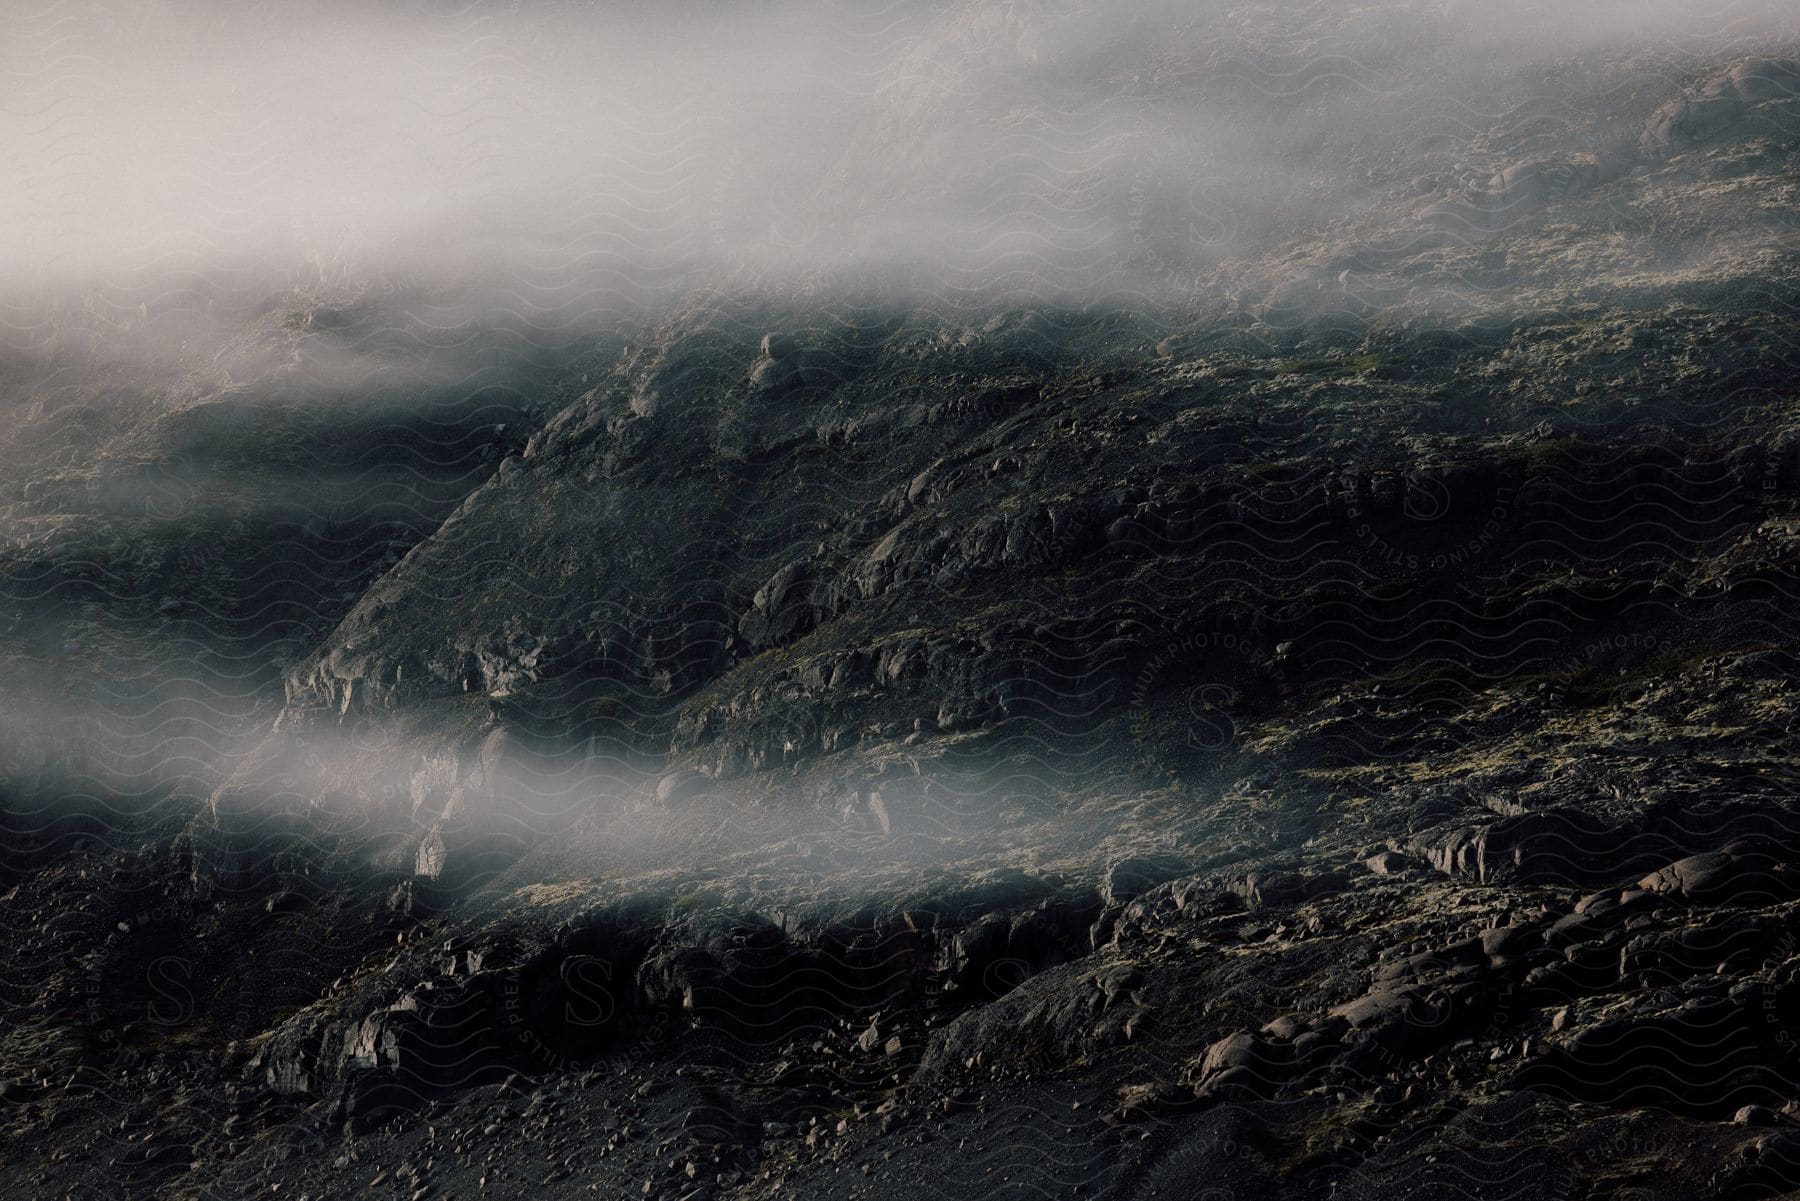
[3,1,1796,310]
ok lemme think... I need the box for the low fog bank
[1,654,1132,904]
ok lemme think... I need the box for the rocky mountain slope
[5,6,1800,1199]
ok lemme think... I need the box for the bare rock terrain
[5,6,1800,1199]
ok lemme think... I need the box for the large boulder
[917,960,1142,1083]
[1635,843,1797,906]
[1418,808,1620,885]
[1101,854,1193,906]
[1190,1028,1294,1099]
[1641,57,1800,155]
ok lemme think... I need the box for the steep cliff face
[264,273,1800,888]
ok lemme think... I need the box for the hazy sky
[3,0,1794,303]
